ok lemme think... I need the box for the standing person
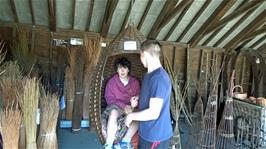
[125,40,173,149]
[102,57,140,149]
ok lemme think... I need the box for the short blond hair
[140,39,161,57]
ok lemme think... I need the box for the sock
[122,136,131,143]
[105,137,114,146]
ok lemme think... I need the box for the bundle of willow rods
[19,77,40,149]
[37,91,59,149]
[0,105,22,149]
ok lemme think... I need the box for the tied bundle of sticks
[37,90,59,149]
[0,104,22,149]
[19,77,40,149]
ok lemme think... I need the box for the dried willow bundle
[19,77,40,149]
[0,106,22,149]
[37,91,59,149]
[64,48,77,120]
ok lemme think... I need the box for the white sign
[124,41,137,50]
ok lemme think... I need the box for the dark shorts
[138,136,170,149]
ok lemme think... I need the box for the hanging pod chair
[88,25,146,144]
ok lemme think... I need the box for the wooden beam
[120,0,135,33]
[213,6,255,47]
[250,34,266,49]
[202,0,246,46]
[164,1,192,41]
[100,0,119,37]
[176,0,211,42]
[224,9,266,50]
[149,0,192,38]
[242,25,266,42]
[29,0,35,25]
[137,0,152,30]
[239,38,252,47]
[72,0,76,29]
[9,0,19,23]
[205,0,263,35]
[86,0,95,31]
[189,0,236,47]
[47,0,56,32]
[257,43,266,52]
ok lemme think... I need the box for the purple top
[105,74,140,109]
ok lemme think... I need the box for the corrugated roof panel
[245,33,266,47]
[140,0,166,36]
[90,0,107,32]
[167,0,205,41]
[0,0,15,22]
[219,3,266,47]
[130,0,149,28]
[181,0,223,43]
[74,0,90,31]
[254,40,266,50]
[198,32,213,45]
[108,0,130,35]
[221,0,245,19]
[32,0,49,26]
[14,0,31,24]
[56,0,73,29]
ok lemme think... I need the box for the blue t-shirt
[139,67,173,142]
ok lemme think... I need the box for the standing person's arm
[125,98,163,126]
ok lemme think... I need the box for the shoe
[103,144,113,149]
[119,141,133,149]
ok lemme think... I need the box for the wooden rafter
[86,0,95,31]
[242,25,266,42]
[205,0,263,35]
[120,0,135,33]
[224,9,266,49]
[202,0,246,46]
[47,0,56,32]
[137,0,152,30]
[164,1,193,41]
[176,0,211,42]
[250,34,266,49]
[100,0,119,37]
[72,0,76,29]
[239,38,252,47]
[189,0,236,47]
[257,43,266,52]
[29,0,35,25]
[213,6,256,47]
[149,0,192,38]
[10,0,19,23]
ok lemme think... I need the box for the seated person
[102,57,140,149]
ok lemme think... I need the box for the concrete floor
[58,129,103,149]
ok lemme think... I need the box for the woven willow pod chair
[89,25,146,144]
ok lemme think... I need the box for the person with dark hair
[102,57,140,149]
[125,40,173,149]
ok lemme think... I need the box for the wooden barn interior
[0,0,265,149]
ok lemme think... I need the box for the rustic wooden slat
[241,25,266,42]
[137,0,152,30]
[9,0,19,23]
[120,0,135,33]
[86,0,95,31]
[224,10,266,50]
[176,0,211,42]
[72,0,76,29]
[189,0,236,47]
[213,6,256,47]
[29,0,35,25]
[47,0,56,31]
[164,1,193,41]
[149,0,192,38]
[249,34,266,49]
[205,0,263,35]
[100,0,119,37]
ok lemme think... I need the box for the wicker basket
[233,98,266,148]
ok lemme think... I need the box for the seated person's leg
[105,109,120,147]
[120,121,138,148]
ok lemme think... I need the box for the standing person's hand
[124,105,133,114]
[130,96,139,108]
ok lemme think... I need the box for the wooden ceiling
[0,0,265,51]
